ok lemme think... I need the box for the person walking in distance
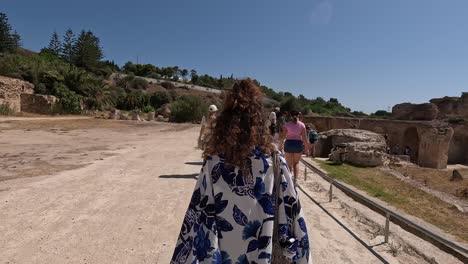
[198,104,218,150]
[269,107,280,145]
[171,80,310,264]
[306,125,319,158]
[280,110,310,184]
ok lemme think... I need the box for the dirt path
[0,116,93,122]
[0,120,461,263]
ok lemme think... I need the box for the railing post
[384,212,390,243]
[329,182,333,202]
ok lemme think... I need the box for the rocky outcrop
[147,112,155,121]
[430,93,468,118]
[157,103,171,118]
[20,94,57,114]
[0,76,34,112]
[109,109,120,119]
[392,103,439,121]
[131,111,142,121]
[319,129,389,167]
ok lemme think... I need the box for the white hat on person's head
[208,104,218,112]
[274,107,280,111]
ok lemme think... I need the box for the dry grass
[391,165,468,199]
[316,160,468,243]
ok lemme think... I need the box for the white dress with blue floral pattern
[171,149,310,264]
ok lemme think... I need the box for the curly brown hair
[203,79,273,175]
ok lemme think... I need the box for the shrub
[130,77,149,90]
[161,81,176,90]
[150,90,172,109]
[0,103,15,115]
[370,110,392,119]
[170,95,206,123]
[280,97,300,113]
[169,89,178,101]
[52,83,82,114]
[116,90,150,111]
[142,105,155,113]
[448,116,465,124]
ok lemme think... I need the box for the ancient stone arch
[402,127,420,163]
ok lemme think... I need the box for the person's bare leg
[285,152,295,176]
[311,144,316,158]
[293,153,302,184]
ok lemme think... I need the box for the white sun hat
[208,104,218,112]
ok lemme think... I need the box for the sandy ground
[0,118,464,263]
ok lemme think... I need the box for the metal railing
[299,158,468,263]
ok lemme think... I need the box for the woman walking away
[306,125,319,158]
[171,79,310,264]
[280,111,310,184]
[198,104,218,150]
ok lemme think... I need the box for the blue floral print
[171,150,310,263]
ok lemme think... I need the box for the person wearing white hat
[268,107,281,145]
[198,104,218,149]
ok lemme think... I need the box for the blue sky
[3,0,468,113]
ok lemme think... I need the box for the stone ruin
[303,93,468,169]
[0,76,57,114]
[303,116,454,169]
[107,108,168,122]
[304,93,468,169]
[392,92,468,121]
[319,129,390,167]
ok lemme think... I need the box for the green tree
[172,66,179,79]
[62,28,76,63]
[181,69,188,81]
[370,110,391,119]
[0,13,20,53]
[190,69,198,83]
[47,31,61,56]
[11,30,21,48]
[73,30,103,71]
[280,97,300,112]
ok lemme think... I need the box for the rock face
[158,104,171,118]
[430,93,468,118]
[147,112,155,121]
[131,111,142,121]
[20,94,57,114]
[120,113,129,120]
[109,109,120,120]
[391,93,468,121]
[392,103,439,121]
[319,129,389,167]
[0,76,34,112]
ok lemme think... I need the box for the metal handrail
[299,158,468,262]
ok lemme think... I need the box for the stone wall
[392,103,439,121]
[303,116,454,169]
[448,123,468,164]
[391,93,468,121]
[0,76,34,112]
[430,93,468,118]
[20,94,57,114]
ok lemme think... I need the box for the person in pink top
[279,110,310,183]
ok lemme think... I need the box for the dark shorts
[284,140,304,154]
